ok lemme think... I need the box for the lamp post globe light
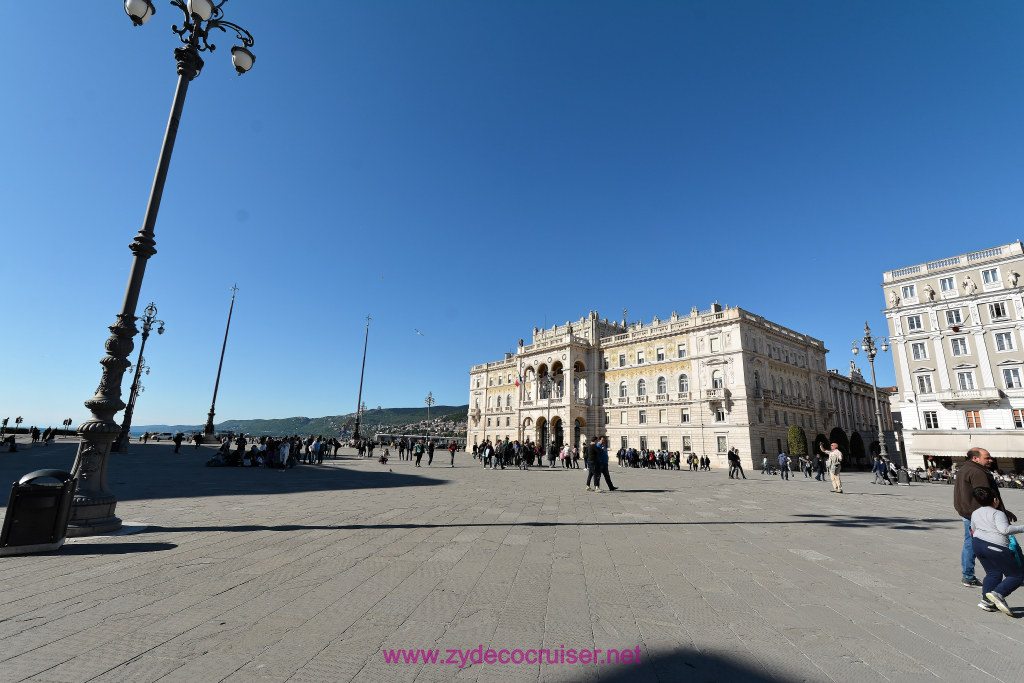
[112,302,165,453]
[851,322,898,467]
[67,1,255,536]
[425,392,435,425]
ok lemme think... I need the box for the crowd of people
[205,434,344,468]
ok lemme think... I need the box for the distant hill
[134,405,468,437]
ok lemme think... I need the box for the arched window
[657,377,667,394]
[637,379,647,396]
[788,379,794,396]
[679,374,689,392]
[771,376,777,392]
[487,396,492,409]
[475,399,479,409]
[619,381,628,397]
[507,394,512,407]
[603,383,610,399]
[754,371,761,391]
[497,395,502,408]
[712,370,724,389]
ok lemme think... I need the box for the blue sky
[3,1,1023,427]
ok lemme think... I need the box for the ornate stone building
[883,240,1024,470]
[468,305,889,469]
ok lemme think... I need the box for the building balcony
[676,391,692,401]
[705,388,726,401]
[635,395,649,403]
[655,393,669,402]
[574,398,588,406]
[616,397,629,405]
[935,388,1002,406]
[521,400,534,407]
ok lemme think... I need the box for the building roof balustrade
[883,241,1023,283]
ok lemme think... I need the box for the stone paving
[1,437,1023,682]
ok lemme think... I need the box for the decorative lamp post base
[67,494,122,537]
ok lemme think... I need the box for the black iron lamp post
[112,302,165,452]
[15,416,23,435]
[67,0,255,536]
[62,418,73,437]
[204,285,238,437]
[425,392,435,424]
[851,322,896,465]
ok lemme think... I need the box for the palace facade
[468,305,894,469]
[883,240,1024,470]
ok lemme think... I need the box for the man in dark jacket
[954,447,1016,588]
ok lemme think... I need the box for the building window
[940,277,956,292]
[712,370,724,389]
[489,378,493,386]
[677,344,687,358]
[710,337,721,353]
[902,284,916,299]
[906,315,923,330]
[990,302,1009,320]
[656,377,667,394]
[916,375,933,394]
[983,268,1000,284]
[680,408,690,423]
[620,411,627,424]
[496,396,502,408]
[946,309,962,326]
[783,412,789,425]
[660,436,669,451]
[637,350,645,364]
[911,342,928,360]
[678,374,689,392]
[1004,368,1022,389]
[717,436,727,453]
[658,409,666,424]
[951,338,968,356]
[619,382,628,397]
[619,353,626,367]
[603,383,610,399]
[757,408,763,423]
[760,437,766,454]
[656,348,665,362]
[966,410,982,428]
[506,417,510,426]
[682,436,692,451]
[621,436,628,450]
[604,412,609,424]
[957,371,976,391]
[774,410,779,425]
[476,378,481,388]
[715,409,725,422]
[637,379,647,396]
[996,332,1015,352]
[603,356,609,370]
[487,418,491,426]
[924,411,939,429]
[1015,410,1024,428]
[507,373,513,383]
[639,436,648,450]
[639,410,647,424]
[497,375,502,385]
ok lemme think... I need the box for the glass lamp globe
[231,46,255,74]
[188,0,214,21]
[124,0,156,26]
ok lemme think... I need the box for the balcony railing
[935,388,1002,406]
[676,391,691,401]
[705,388,726,401]
[635,395,649,403]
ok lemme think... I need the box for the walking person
[597,436,618,491]
[448,440,457,467]
[427,440,435,466]
[871,456,889,485]
[821,442,843,493]
[413,439,424,467]
[969,486,1024,615]
[777,452,790,481]
[734,448,747,479]
[954,447,1017,589]
[585,437,603,492]
[172,432,183,454]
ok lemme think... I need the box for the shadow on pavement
[141,512,941,534]
[594,647,794,683]
[51,542,177,555]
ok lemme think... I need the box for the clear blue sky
[3,1,1023,427]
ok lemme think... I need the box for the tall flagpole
[353,314,370,439]
[204,284,238,438]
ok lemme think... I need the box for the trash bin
[0,469,77,556]
[898,469,911,486]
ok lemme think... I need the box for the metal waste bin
[0,469,77,556]
[898,469,911,486]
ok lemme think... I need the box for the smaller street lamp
[113,303,165,452]
[425,392,435,424]
[851,321,896,466]
[15,416,23,435]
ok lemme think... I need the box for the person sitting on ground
[379,448,389,466]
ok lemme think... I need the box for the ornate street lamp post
[425,392,435,424]
[851,322,897,466]
[112,302,165,452]
[204,285,238,437]
[353,315,371,440]
[68,0,255,536]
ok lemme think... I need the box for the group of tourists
[616,448,684,470]
[205,434,343,468]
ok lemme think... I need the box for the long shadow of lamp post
[68,0,254,536]
[112,302,165,452]
[204,284,238,438]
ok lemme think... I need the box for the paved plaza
[1,438,1022,682]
